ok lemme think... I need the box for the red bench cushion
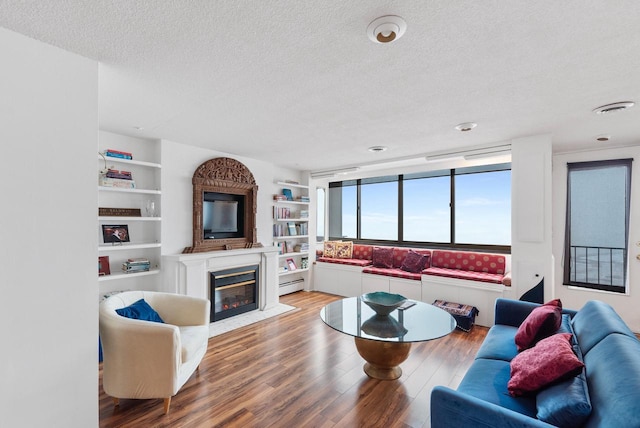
[317,257,372,267]
[431,250,506,275]
[362,266,422,281]
[423,267,504,284]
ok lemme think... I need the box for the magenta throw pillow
[372,247,394,268]
[515,299,563,351]
[508,333,584,396]
[401,250,429,273]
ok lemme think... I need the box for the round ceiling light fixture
[367,15,407,44]
[455,122,477,132]
[592,101,635,114]
[368,145,388,153]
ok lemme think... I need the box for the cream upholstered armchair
[99,291,210,414]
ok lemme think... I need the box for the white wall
[160,139,305,254]
[552,145,640,332]
[510,135,554,301]
[0,28,98,427]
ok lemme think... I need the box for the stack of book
[104,149,133,160]
[273,206,291,219]
[99,168,135,189]
[273,194,287,201]
[296,195,310,203]
[122,258,150,273]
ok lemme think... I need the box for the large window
[360,177,398,241]
[328,164,511,251]
[563,159,632,293]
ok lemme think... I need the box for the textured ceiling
[1,1,640,171]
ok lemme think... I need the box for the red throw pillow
[372,247,394,268]
[401,250,429,273]
[508,333,584,396]
[515,299,563,351]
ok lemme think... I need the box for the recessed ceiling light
[368,146,388,153]
[133,126,144,130]
[596,134,611,142]
[455,122,477,132]
[367,16,407,44]
[592,101,635,115]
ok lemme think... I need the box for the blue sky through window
[334,168,511,246]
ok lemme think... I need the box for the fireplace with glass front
[210,265,259,322]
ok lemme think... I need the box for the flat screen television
[204,200,237,232]
[202,192,244,239]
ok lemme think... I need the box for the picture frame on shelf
[98,256,111,276]
[101,224,130,243]
[286,258,297,271]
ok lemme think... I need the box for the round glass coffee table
[320,297,456,380]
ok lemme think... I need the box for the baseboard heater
[280,278,304,288]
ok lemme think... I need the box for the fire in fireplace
[210,265,259,322]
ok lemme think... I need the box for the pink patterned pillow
[323,241,338,258]
[508,333,584,396]
[515,299,563,351]
[335,241,353,258]
[372,247,393,268]
[401,250,430,273]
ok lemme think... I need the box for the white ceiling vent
[592,101,635,114]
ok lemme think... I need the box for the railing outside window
[568,245,626,288]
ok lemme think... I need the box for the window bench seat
[313,244,510,326]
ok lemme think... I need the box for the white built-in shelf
[99,269,160,282]
[98,186,161,195]
[274,200,309,205]
[276,181,308,189]
[279,267,310,277]
[278,251,309,258]
[99,154,161,169]
[275,218,309,222]
[274,235,309,240]
[99,242,161,252]
[99,216,161,222]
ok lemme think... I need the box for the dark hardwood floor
[99,291,488,427]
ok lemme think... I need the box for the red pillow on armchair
[514,299,562,351]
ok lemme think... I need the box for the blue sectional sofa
[431,298,640,427]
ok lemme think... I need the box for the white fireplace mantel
[163,246,280,311]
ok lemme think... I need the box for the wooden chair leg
[112,397,120,407]
[163,397,171,414]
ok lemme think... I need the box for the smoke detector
[592,101,635,114]
[455,122,477,132]
[367,16,407,44]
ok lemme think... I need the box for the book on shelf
[299,210,309,218]
[296,196,310,202]
[99,207,142,217]
[273,194,287,201]
[287,222,297,236]
[105,169,133,180]
[99,176,136,188]
[126,257,150,265]
[273,206,291,219]
[104,150,133,160]
[282,188,293,201]
[122,261,151,272]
